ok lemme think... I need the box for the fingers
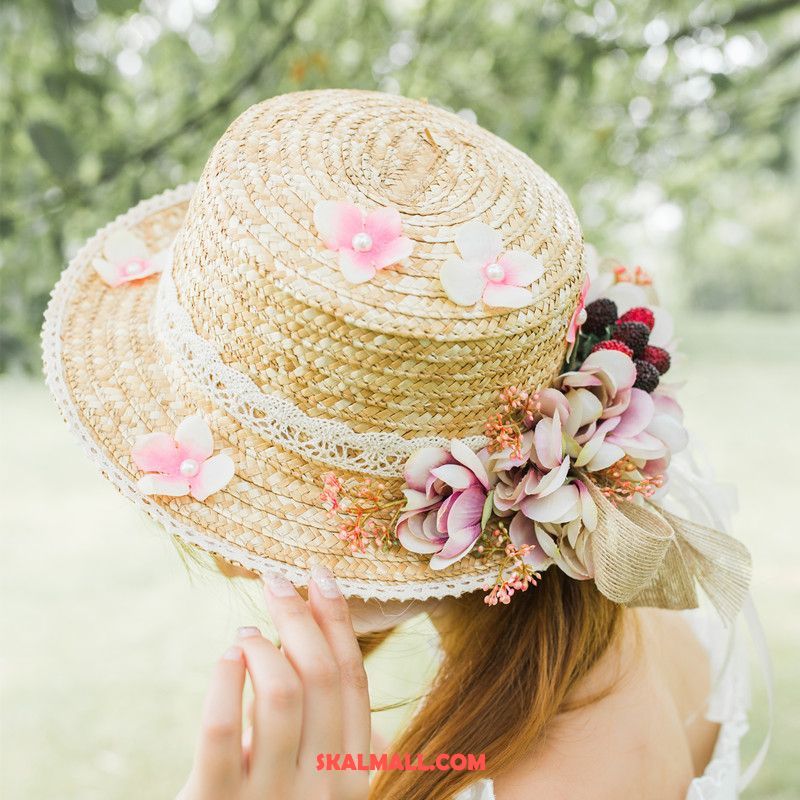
[308,566,371,760]
[234,626,303,788]
[262,572,344,768]
[193,645,246,792]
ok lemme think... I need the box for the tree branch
[592,0,799,54]
[96,0,315,186]
[721,0,799,26]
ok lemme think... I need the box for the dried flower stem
[613,263,652,286]
[486,386,559,457]
[475,521,542,605]
[320,473,404,553]
[596,457,664,503]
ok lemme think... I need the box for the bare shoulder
[491,609,717,800]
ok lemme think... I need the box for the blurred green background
[2,0,800,368]
[1,0,799,798]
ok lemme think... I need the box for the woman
[43,90,757,799]
[175,566,745,800]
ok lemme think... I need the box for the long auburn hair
[369,570,624,800]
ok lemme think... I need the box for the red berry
[643,345,671,375]
[618,306,655,331]
[591,339,634,358]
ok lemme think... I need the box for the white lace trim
[152,265,488,477]
[41,183,498,601]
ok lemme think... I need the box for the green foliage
[27,121,78,180]
[1,0,799,371]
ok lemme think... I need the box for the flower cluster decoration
[131,414,235,501]
[322,255,690,604]
[93,230,171,288]
[313,200,414,284]
[439,220,545,309]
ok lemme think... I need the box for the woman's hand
[177,566,370,800]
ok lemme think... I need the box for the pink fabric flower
[131,415,234,501]
[313,200,414,284]
[93,230,170,288]
[397,440,493,570]
[558,349,637,420]
[507,474,597,578]
[492,409,573,519]
[566,277,590,345]
[439,220,544,309]
[567,384,688,472]
[642,391,689,472]
[509,511,595,581]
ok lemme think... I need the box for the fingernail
[223,646,242,661]
[311,565,341,599]
[237,626,261,638]
[263,571,296,597]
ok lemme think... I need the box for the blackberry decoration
[618,306,655,331]
[582,298,618,337]
[591,339,634,358]
[633,359,660,392]
[611,321,649,358]
[643,345,671,375]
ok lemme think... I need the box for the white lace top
[454,607,752,800]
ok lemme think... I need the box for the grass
[1,312,798,799]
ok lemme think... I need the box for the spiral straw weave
[42,90,587,599]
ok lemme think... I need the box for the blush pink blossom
[559,349,658,471]
[397,440,493,570]
[131,414,235,501]
[93,230,170,288]
[313,200,414,284]
[492,410,573,519]
[509,511,595,581]
[565,383,688,473]
[566,277,590,346]
[439,220,544,309]
[557,349,637,421]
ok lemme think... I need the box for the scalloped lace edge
[40,183,499,600]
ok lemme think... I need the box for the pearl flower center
[179,458,200,477]
[485,262,505,282]
[124,259,146,276]
[351,232,373,252]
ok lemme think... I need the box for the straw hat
[43,89,586,600]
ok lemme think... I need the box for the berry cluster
[570,299,671,392]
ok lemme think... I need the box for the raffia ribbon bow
[583,477,751,624]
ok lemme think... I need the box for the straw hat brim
[42,184,502,600]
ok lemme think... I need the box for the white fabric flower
[439,221,544,309]
[92,229,171,288]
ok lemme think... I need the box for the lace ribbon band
[152,268,488,477]
[584,477,752,623]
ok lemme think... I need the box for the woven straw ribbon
[42,89,750,610]
[584,480,750,623]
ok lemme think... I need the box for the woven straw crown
[172,90,585,443]
[43,89,590,599]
